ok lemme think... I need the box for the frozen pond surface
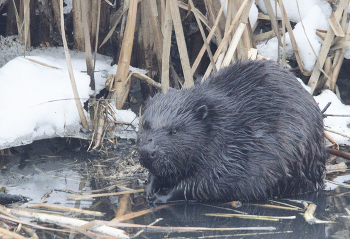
[1,138,350,238]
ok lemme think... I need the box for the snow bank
[0,46,145,150]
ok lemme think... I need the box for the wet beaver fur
[137,60,326,203]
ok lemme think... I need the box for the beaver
[137,60,326,203]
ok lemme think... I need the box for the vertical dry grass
[161,0,172,93]
[73,0,84,50]
[308,0,348,94]
[51,0,61,36]
[109,0,138,110]
[81,0,95,90]
[59,0,89,130]
[3,0,349,112]
[203,0,253,79]
[169,0,193,88]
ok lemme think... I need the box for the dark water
[1,138,350,238]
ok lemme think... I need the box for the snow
[257,0,332,23]
[218,0,331,71]
[256,4,329,71]
[296,78,350,146]
[63,0,73,14]
[294,78,350,146]
[315,90,350,145]
[0,45,145,150]
[249,3,259,28]
[289,5,329,71]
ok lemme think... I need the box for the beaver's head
[137,88,214,181]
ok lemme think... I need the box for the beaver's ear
[195,105,208,120]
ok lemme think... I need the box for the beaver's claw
[148,192,172,204]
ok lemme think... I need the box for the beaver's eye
[171,129,177,135]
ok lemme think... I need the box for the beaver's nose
[137,136,158,162]
[139,142,157,158]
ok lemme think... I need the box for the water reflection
[131,193,327,238]
[1,139,350,238]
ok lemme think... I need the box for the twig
[308,0,347,93]
[303,202,334,224]
[189,0,217,72]
[109,0,138,109]
[325,128,350,139]
[81,0,95,90]
[328,1,350,91]
[262,0,282,46]
[0,227,26,239]
[161,0,172,93]
[198,231,293,238]
[245,203,302,211]
[169,0,194,88]
[206,213,296,221]
[0,210,69,233]
[0,206,128,238]
[324,114,350,117]
[132,218,163,238]
[203,0,253,80]
[280,0,286,65]
[326,162,347,173]
[221,22,246,67]
[112,204,170,222]
[254,30,277,42]
[99,5,127,48]
[59,0,89,130]
[327,148,350,160]
[325,179,350,188]
[67,189,144,200]
[78,220,277,232]
[268,200,303,210]
[132,72,162,89]
[191,0,227,75]
[277,0,309,75]
[23,57,60,69]
[28,204,104,216]
[93,0,101,70]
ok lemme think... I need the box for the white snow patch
[257,4,329,71]
[296,80,350,146]
[315,90,350,145]
[63,0,73,14]
[256,0,332,23]
[0,46,145,150]
[324,174,350,190]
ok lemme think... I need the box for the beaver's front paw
[143,174,159,200]
[144,182,156,200]
[149,192,172,204]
